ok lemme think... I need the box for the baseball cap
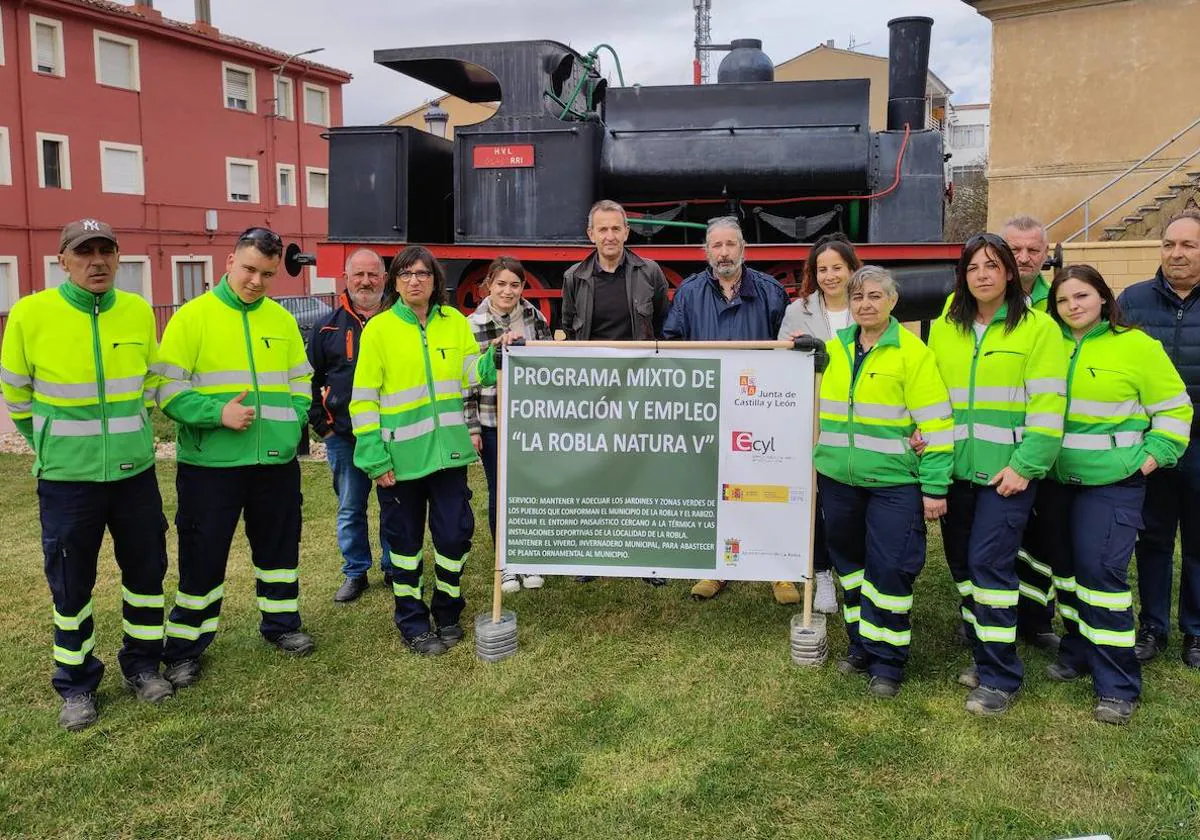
[59,219,118,253]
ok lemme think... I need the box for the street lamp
[423,102,449,138]
[272,46,324,117]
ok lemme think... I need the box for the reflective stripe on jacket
[1,282,157,481]
[350,301,498,482]
[1052,321,1191,485]
[814,317,954,496]
[154,277,312,467]
[928,305,1067,483]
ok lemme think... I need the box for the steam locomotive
[305,16,961,323]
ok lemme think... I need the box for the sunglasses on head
[237,227,283,255]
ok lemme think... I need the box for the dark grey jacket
[560,250,670,340]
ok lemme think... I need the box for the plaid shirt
[464,297,552,433]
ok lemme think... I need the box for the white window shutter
[309,172,327,207]
[103,147,140,194]
[305,87,326,123]
[116,263,144,295]
[98,39,132,88]
[226,69,250,106]
[230,164,253,199]
[0,264,14,312]
[35,24,56,71]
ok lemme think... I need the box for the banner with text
[499,345,814,581]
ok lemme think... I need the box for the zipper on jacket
[241,309,262,455]
[1175,308,1184,361]
[419,320,441,459]
[967,326,985,480]
[91,297,109,477]
[844,336,874,485]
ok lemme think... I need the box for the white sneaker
[500,572,521,594]
[814,570,838,614]
[521,574,544,589]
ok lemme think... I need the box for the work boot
[334,576,368,603]
[690,579,727,600]
[836,651,869,676]
[813,571,838,614]
[1134,627,1167,663]
[957,663,980,689]
[1020,630,1061,654]
[267,631,315,656]
[867,675,900,698]
[403,630,448,657]
[1045,659,1083,682]
[123,672,175,703]
[58,693,98,732]
[1094,696,1136,725]
[642,578,667,587]
[437,624,465,648]
[772,581,802,605]
[1183,635,1200,669]
[965,685,1017,716]
[163,658,201,689]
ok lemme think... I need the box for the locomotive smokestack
[886,16,932,131]
[717,39,774,84]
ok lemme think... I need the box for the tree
[944,163,989,242]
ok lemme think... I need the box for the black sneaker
[1045,659,1083,682]
[437,624,465,648]
[575,576,596,583]
[836,652,869,676]
[58,692,98,731]
[1183,635,1200,669]
[267,631,315,656]
[1021,630,1062,654]
[1134,627,1167,663]
[1094,696,1136,725]
[965,685,1017,716]
[642,578,666,587]
[163,658,201,689]
[123,672,175,703]
[867,675,900,698]
[403,630,448,657]
[333,576,368,603]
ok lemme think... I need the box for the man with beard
[1118,209,1200,668]
[309,248,396,602]
[662,216,793,603]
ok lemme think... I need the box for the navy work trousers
[1135,442,1200,637]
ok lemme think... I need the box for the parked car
[276,295,335,344]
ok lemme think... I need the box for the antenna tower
[693,0,713,84]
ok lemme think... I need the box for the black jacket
[307,292,375,439]
[560,249,670,340]
[1117,268,1200,428]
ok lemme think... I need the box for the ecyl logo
[731,431,776,454]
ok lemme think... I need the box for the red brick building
[0,0,351,311]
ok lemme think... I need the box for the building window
[0,8,6,66]
[276,163,296,206]
[303,83,330,126]
[0,258,18,312]
[226,157,259,203]
[36,132,71,190]
[99,141,144,195]
[222,62,255,113]
[0,127,10,186]
[94,30,139,90]
[30,15,65,76]
[43,256,69,289]
[171,256,212,304]
[275,76,293,119]
[115,256,152,301]
[951,124,986,148]
[951,165,987,183]
[306,166,328,208]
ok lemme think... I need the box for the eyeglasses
[964,232,1009,251]
[397,270,433,282]
[237,227,283,256]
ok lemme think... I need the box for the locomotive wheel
[766,262,806,299]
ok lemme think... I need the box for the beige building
[774,43,954,133]
[966,0,1200,253]
[387,94,496,140]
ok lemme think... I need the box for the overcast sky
[153,0,991,124]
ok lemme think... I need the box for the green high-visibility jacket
[815,317,955,496]
[1052,321,1192,485]
[940,273,1051,316]
[0,282,158,482]
[928,306,1068,483]
[351,300,497,482]
[154,277,312,467]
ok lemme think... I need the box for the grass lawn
[0,454,1198,839]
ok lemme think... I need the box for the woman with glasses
[349,246,501,657]
[463,256,552,594]
[928,233,1068,716]
[779,233,864,615]
[1037,265,1191,724]
[815,265,954,698]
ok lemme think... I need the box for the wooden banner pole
[803,371,822,628]
[491,360,506,624]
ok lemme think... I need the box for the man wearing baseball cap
[0,219,173,731]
